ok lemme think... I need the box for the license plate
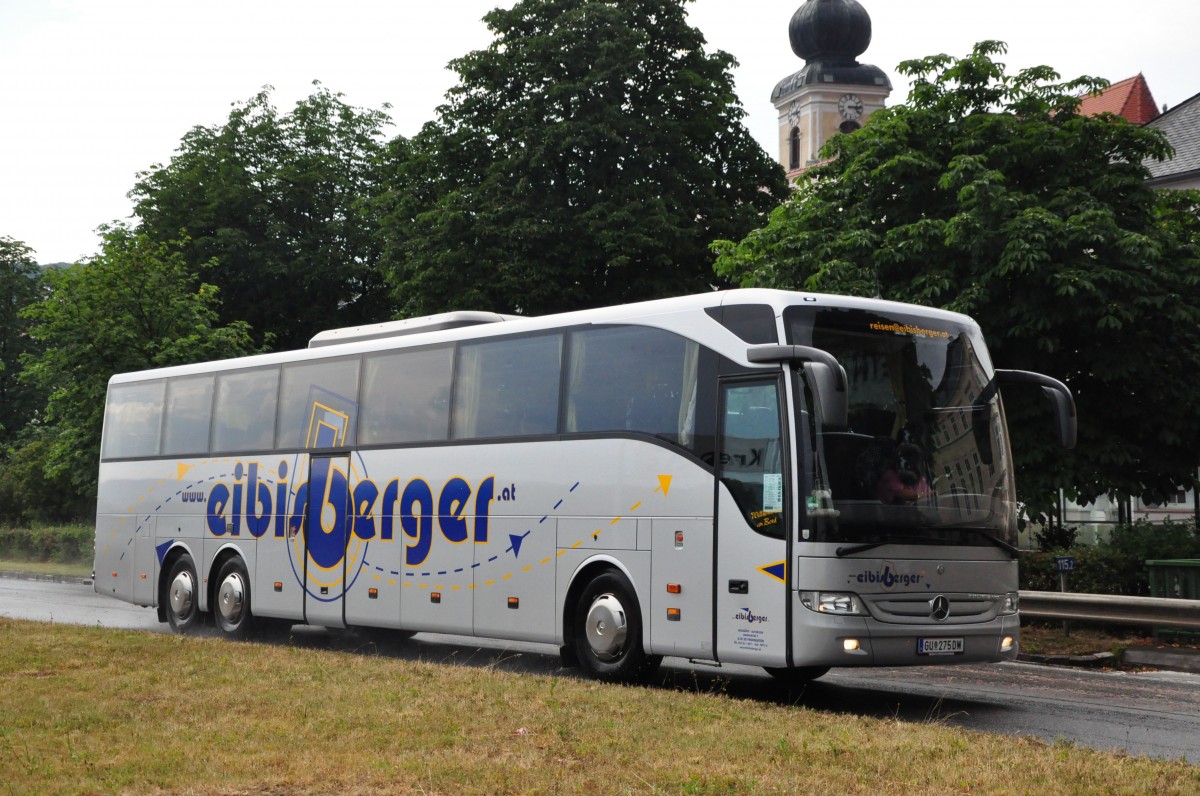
[917,637,964,655]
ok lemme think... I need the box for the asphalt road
[3,574,1199,762]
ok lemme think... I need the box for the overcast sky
[3,0,1197,264]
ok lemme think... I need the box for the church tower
[771,0,892,178]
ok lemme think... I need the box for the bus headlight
[1000,592,1019,615]
[800,591,867,616]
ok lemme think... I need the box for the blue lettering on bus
[854,564,924,590]
[246,461,271,538]
[308,456,349,570]
[400,478,434,567]
[204,459,497,571]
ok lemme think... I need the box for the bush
[0,438,93,526]
[1032,522,1078,552]
[1020,519,1200,595]
[0,525,93,563]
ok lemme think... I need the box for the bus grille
[861,593,1004,625]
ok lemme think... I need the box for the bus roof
[107,289,979,385]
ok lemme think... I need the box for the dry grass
[1021,621,1199,659]
[0,559,92,579]
[1,618,1197,795]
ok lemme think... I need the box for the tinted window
[360,346,453,444]
[705,304,778,344]
[102,381,165,459]
[565,326,698,446]
[211,368,279,453]
[453,334,562,439]
[720,381,785,538]
[161,375,213,456]
[277,358,360,449]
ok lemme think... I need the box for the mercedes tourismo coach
[94,289,1075,683]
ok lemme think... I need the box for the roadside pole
[1055,555,1076,636]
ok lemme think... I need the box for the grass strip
[0,618,1197,795]
[0,560,92,579]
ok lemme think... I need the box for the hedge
[1020,520,1200,596]
[0,525,93,563]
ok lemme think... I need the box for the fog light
[1001,635,1015,652]
[843,638,860,652]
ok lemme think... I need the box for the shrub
[0,438,93,526]
[1020,519,1199,595]
[0,525,93,563]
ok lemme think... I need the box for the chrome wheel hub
[218,572,245,625]
[585,593,628,661]
[169,570,194,618]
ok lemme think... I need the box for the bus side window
[102,381,165,459]
[360,346,453,445]
[161,375,213,456]
[565,326,698,446]
[453,333,562,439]
[276,358,361,449]
[211,368,280,453]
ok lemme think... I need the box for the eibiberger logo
[852,562,925,591]
[734,608,769,624]
[204,458,499,572]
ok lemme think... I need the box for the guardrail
[1019,590,1200,630]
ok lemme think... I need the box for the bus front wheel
[165,555,200,634]
[214,558,255,639]
[572,571,661,683]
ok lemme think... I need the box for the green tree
[378,0,788,317]
[20,226,260,495]
[0,236,45,446]
[131,84,393,351]
[713,42,1200,510]
[0,434,92,525]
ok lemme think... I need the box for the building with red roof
[1078,73,1161,125]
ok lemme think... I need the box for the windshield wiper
[835,537,935,557]
[959,528,1020,559]
[836,530,1019,558]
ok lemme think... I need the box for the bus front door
[304,454,351,627]
[714,378,791,667]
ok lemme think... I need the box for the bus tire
[573,570,661,683]
[165,554,201,634]
[764,665,830,687]
[214,558,255,639]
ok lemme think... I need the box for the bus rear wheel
[573,571,660,683]
[214,558,255,639]
[165,555,200,634]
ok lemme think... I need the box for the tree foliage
[378,0,789,317]
[130,84,394,350]
[20,226,260,494]
[0,236,44,445]
[713,42,1200,508]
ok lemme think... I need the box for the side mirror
[747,344,849,429]
[994,369,1077,449]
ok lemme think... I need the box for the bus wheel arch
[162,549,201,633]
[566,563,661,683]
[210,551,255,639]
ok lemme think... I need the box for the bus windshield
[786,306,1018,548]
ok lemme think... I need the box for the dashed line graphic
[110,458,674,600]
[367,475,672,591]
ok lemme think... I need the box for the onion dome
[790,0,872,65]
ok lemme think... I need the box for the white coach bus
[94,289,1074,683]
